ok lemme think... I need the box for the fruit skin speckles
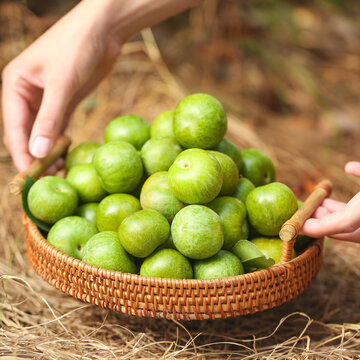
[246,182,298,236]
[193,250,244,279]
[92,141,143,194]
[150,110,175,138]
[75,203,98,225]
[47,216,98,259]
[140,248,193,279]
[82,231,136,273]
[104,114,150,150]
[96,193,141,232]
[174,93,227,149]
[66,163,108,203]
[207,196,248,250]
[168,148,223,204]
[140,136,182,176]
[118,209,170,258]
[214,138,243,169]
[208,151,239,195]
[240,148,276,187]
[171,205,224,260]
[28,176,78,224]
[65,141,101,171]
[140,171,185,222]
[232,177,255,204]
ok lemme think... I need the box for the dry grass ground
[1,1,360,358]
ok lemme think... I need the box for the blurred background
[1,0,360,358]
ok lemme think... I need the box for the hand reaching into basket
[302,161,360,243]
[1,0,201,172]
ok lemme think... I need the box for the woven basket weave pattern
[25,215,323,321]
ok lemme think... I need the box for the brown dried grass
[1,1,360,358]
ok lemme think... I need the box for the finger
[329,227,360,243]
[2,71,35,171]
[302,211,351,238]
[321,198,346,212]
[29,79,73,159]
[345,161,360,177]
[313,206,330,218]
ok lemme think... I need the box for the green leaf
[22,175,51,233]
[232,240,275,270]
[243,256,275,269]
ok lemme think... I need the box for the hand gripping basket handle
[279,179,333,263]
[8,136,72,195]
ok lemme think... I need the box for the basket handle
[8,136,71,195]
[279,179,333,263]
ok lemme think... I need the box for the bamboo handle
[279,179,333,263]
[8,136,71,195]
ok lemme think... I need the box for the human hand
[302,161,360,243]
[2,0,202,172]
[2,0,123,172]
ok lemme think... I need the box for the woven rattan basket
[24,214,323,320]
[11,137,331,321]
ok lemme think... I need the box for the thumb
[29,80,72,158]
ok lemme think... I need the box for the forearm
[79,0,203,47]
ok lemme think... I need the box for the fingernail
[30,136,52,158]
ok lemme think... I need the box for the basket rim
[24,214,322,286]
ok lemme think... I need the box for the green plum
[193,250,244,279]
[93,141,143,193]
[214,138,242,169]
[171,205,224,259]
[66,164,108,203]
[140,137,182,176]
[96,194,141,232]
[118,209,170,258]
[140,249,193,279]
[252,237,296,264]
[168,148,222,204]
[174,93,227,149]
[28,176,78,224]
[104,114,150,150]
[47,216,98,259]
[65,141,101,171]
[240,149,276,186]
[82,231,136,273]
[207,196,247,250]
[150,110,175,138]
[232,177,255,204]
[208,151,239,195]
[246,182,298,236]
[140,171,185,222]
[76,203,99,225]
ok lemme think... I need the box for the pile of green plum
[27,93,311,280]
